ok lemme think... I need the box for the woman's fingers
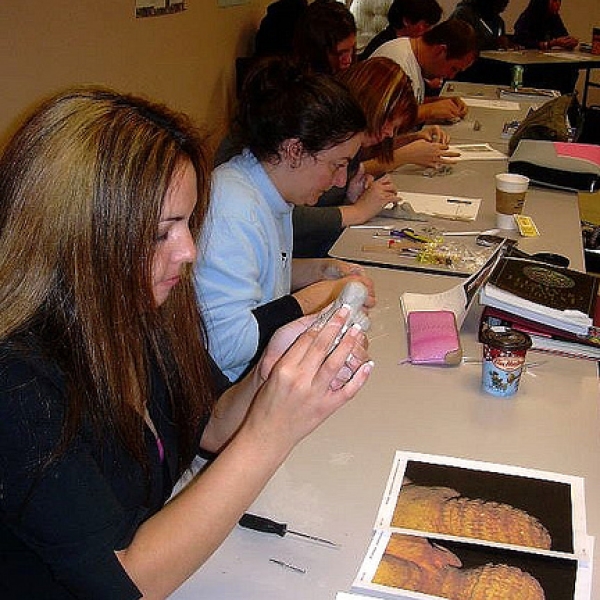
[281,306,371,392]
[248,309,373,446]
[309,321,370,392]
[329,333,371,390]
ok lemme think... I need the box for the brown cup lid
[479,325,532,351]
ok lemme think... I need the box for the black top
[0,336,229,599]
[451,0,506,51]
[254,0,308,57]
[513,8,568,49]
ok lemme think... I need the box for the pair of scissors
[387,228,433,244]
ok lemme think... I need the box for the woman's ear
[280,138,304,168]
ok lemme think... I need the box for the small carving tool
[239,513,339,547]
[269,558,307,574]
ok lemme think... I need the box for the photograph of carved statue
[352,454,585,600]
[391,460,574,554]
[373,533,548,600]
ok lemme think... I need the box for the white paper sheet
[462,97,521,110]
[395,192,481,221]
[351,451,593,600]
[448,143,507,161]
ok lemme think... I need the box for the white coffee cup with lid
[495,173,529,230]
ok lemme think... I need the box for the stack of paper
[343,451,594,600]
[448,143,507,161]
[498,87,560,103]
[395,192,481,222]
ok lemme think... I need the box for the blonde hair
[0,87,214,473]
[337,57,418,163]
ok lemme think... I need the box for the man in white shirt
[372,19,478,124]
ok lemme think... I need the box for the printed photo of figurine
[373,532,578,600]
[390,460,574,554]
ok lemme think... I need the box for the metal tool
[239,513,339,547]
[349,224,393,229]
[373,228,433,244]
[269,558,306,574]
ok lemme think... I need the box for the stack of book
[478,255,600,360]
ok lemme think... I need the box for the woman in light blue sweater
[194,57,376,381]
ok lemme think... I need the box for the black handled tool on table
[239,513,339,547]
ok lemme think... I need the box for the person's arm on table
[291,259,375,316]
[541,35,578,50]
[390,139,459,169]
[418,97,468,124]
[339,171,398,226]
[116,310,373,599]
[414,126,451,145]
[362,126,456,171]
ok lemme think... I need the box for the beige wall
[1,0,599,145]
[0,0,271,143]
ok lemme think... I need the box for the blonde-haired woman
[339,56,456,175]
[0,87,372,599]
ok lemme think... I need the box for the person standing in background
[450,0,516,85]
[513,0,579,93]
[450,0,511,51]
[359,0,443,60]
[254,0,308,57]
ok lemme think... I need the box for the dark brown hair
[235,56,366,162]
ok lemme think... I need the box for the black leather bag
[508,94,574,155]
[577,105,600,146]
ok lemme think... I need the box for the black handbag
[508,94,575,156]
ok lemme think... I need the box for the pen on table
[447,198,473,205]
[443,228,500,236]
[238,513,339,547]
[479,18,494,37]
[431,213,473,222]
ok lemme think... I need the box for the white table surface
[480,49,600,68]
[170,262,600,600]
[170,189,599,599]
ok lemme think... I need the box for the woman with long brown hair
[0,86,372,599]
